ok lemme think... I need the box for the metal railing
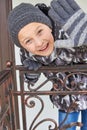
[0,67,16,130]
[0,64,87,130]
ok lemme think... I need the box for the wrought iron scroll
[14,64,87,130]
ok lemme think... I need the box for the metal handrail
[0,68,15,130]
[14,64,87,130]
[0,64,87,130]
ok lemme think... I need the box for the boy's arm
[48,0,87,47]
[20,48,42,85]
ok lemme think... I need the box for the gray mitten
[23,59,42,85]
[25,73,40,85]
[20,48,42,85]
[23,59,42,71]
[22,59,41,85]
[49,0,87,47]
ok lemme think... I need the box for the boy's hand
[23,59,42,71]
[49,0,87,47]
[25,73,40,85]
[23,59,42,85]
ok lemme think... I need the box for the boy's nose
[35,38,43,46]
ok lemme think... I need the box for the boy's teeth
[40,43,48,51]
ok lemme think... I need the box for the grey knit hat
[8,3,52,48]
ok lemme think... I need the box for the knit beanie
[8,3,52,48]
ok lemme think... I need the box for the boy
[8,1,87,130]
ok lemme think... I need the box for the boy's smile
[18,22,54,56]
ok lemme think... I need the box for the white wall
[12,0,87,130]
[76,0,87,12]
[12,0,51,7]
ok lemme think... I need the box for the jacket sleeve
[20,48,42,85]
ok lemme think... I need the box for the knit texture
[8,3,52,47]
[48,0,87,47]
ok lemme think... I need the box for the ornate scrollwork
[24,95,57,130]
[64,72,87,91]
[27,78,49,91]
[14,64,87,130]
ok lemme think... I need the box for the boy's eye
[25,39,31,44]
[38,29,43,34]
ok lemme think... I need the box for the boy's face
[18,22,54,56]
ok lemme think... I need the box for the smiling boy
[8,1,87,130]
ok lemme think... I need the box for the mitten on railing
[20,49,42,85]
[22,59,42,85]
[49,0,87,47]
